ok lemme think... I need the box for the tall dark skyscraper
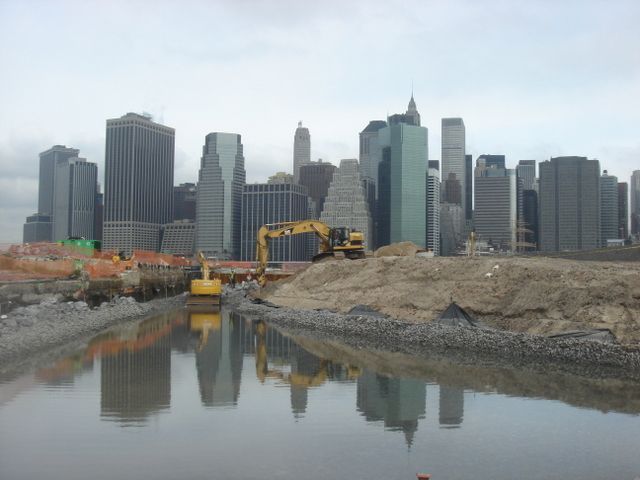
[359,120,388,194]
[298,161,336,218]
[539,156,601,252]
[24,145,80,242]
[196,132,246,259]
[240,183,309,262]
[477,154,506,170]
[38,145,80,217]
[103,113,175,254]
[173,183,197,221]
[631,171,640,236]
[465,154,472,221]
[94,188,103,242]
[618,182,629,239]
[600,171,619,246]
[53,157,97,241]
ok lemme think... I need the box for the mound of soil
[259,255,640,345]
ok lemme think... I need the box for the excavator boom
[255,220,365,286]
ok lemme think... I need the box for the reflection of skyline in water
[439,386,464,428]
[100,315,173,424]
[26,307,640,448]
[356,371,426,447]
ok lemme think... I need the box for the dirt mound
[260,256,640,345]
[374,241,420,257]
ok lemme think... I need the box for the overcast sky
[1,0,639,243]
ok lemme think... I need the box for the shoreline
[228,290,640,382]
[0,294,186,371]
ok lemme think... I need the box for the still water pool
[1,308,639,480]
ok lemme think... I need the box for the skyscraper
[195,132,246,259]
[474,159,517,251]
[539,156,601,252]
[377,97,428,248]
[516,160,536,191]
[53,157,97,241]
[173,183,197,221]
[441,118,466,212]
[426,161,440,255]
[522,189,539,248]
[299,161,336,218]
[293,122,311,183]
[240,183,309,261]
[618,182,629,239]
[631,171,640,236]
[600,171,619,246]
[103,113,175,254]
[359,120,388,192]
[24,145,80,242]
[477,154,506,169]
[320,159,373,250]
[38,145,80,217]
[465,154,472,221]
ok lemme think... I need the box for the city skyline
[1,1,639,243]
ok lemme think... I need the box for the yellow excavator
[255,220,365,286]
[187,251,221,305]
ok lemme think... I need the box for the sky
[0,0,639,244]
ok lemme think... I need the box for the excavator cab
[331,227,351,247]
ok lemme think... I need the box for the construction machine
[187,251,221,305]
[255,220,365,286]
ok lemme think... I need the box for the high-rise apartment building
[474,160,517,251]
[377,97,428,248]
[539,156,601,252]
[618,182,629,239]
[240,183,309,262]
[320,159,373,250]
[293,122,311,183]
[599,171,619,246]
[631,171,640,236]
[53,157,97,241]
[195,132,246,259]
[103,113,175,254]
[173,183,197,221]
[426,161,440,255]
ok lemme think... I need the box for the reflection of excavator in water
[187,251,221,306]
[255,220,365,286]
[188,308,221,351]
[254,320,360,385]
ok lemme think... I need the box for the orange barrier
[0,255,76,278]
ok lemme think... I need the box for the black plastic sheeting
[548,328,617,344]
[435,302,478,328]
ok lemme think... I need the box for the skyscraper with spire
[293,121,311,183]
[377,95,428,248]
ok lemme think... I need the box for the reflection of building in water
[238,314,354,418]
[356,370,426,447]
[100,314,173,424]
[35,353,94,387]
[438,385,464,428]
[192,310,244,407]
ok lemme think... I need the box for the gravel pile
[0,294,186,364]
[227,291,640,380]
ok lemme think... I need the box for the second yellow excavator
[187,251,221,305]
[255,220,365,286]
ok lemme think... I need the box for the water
[1,308,639,480]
